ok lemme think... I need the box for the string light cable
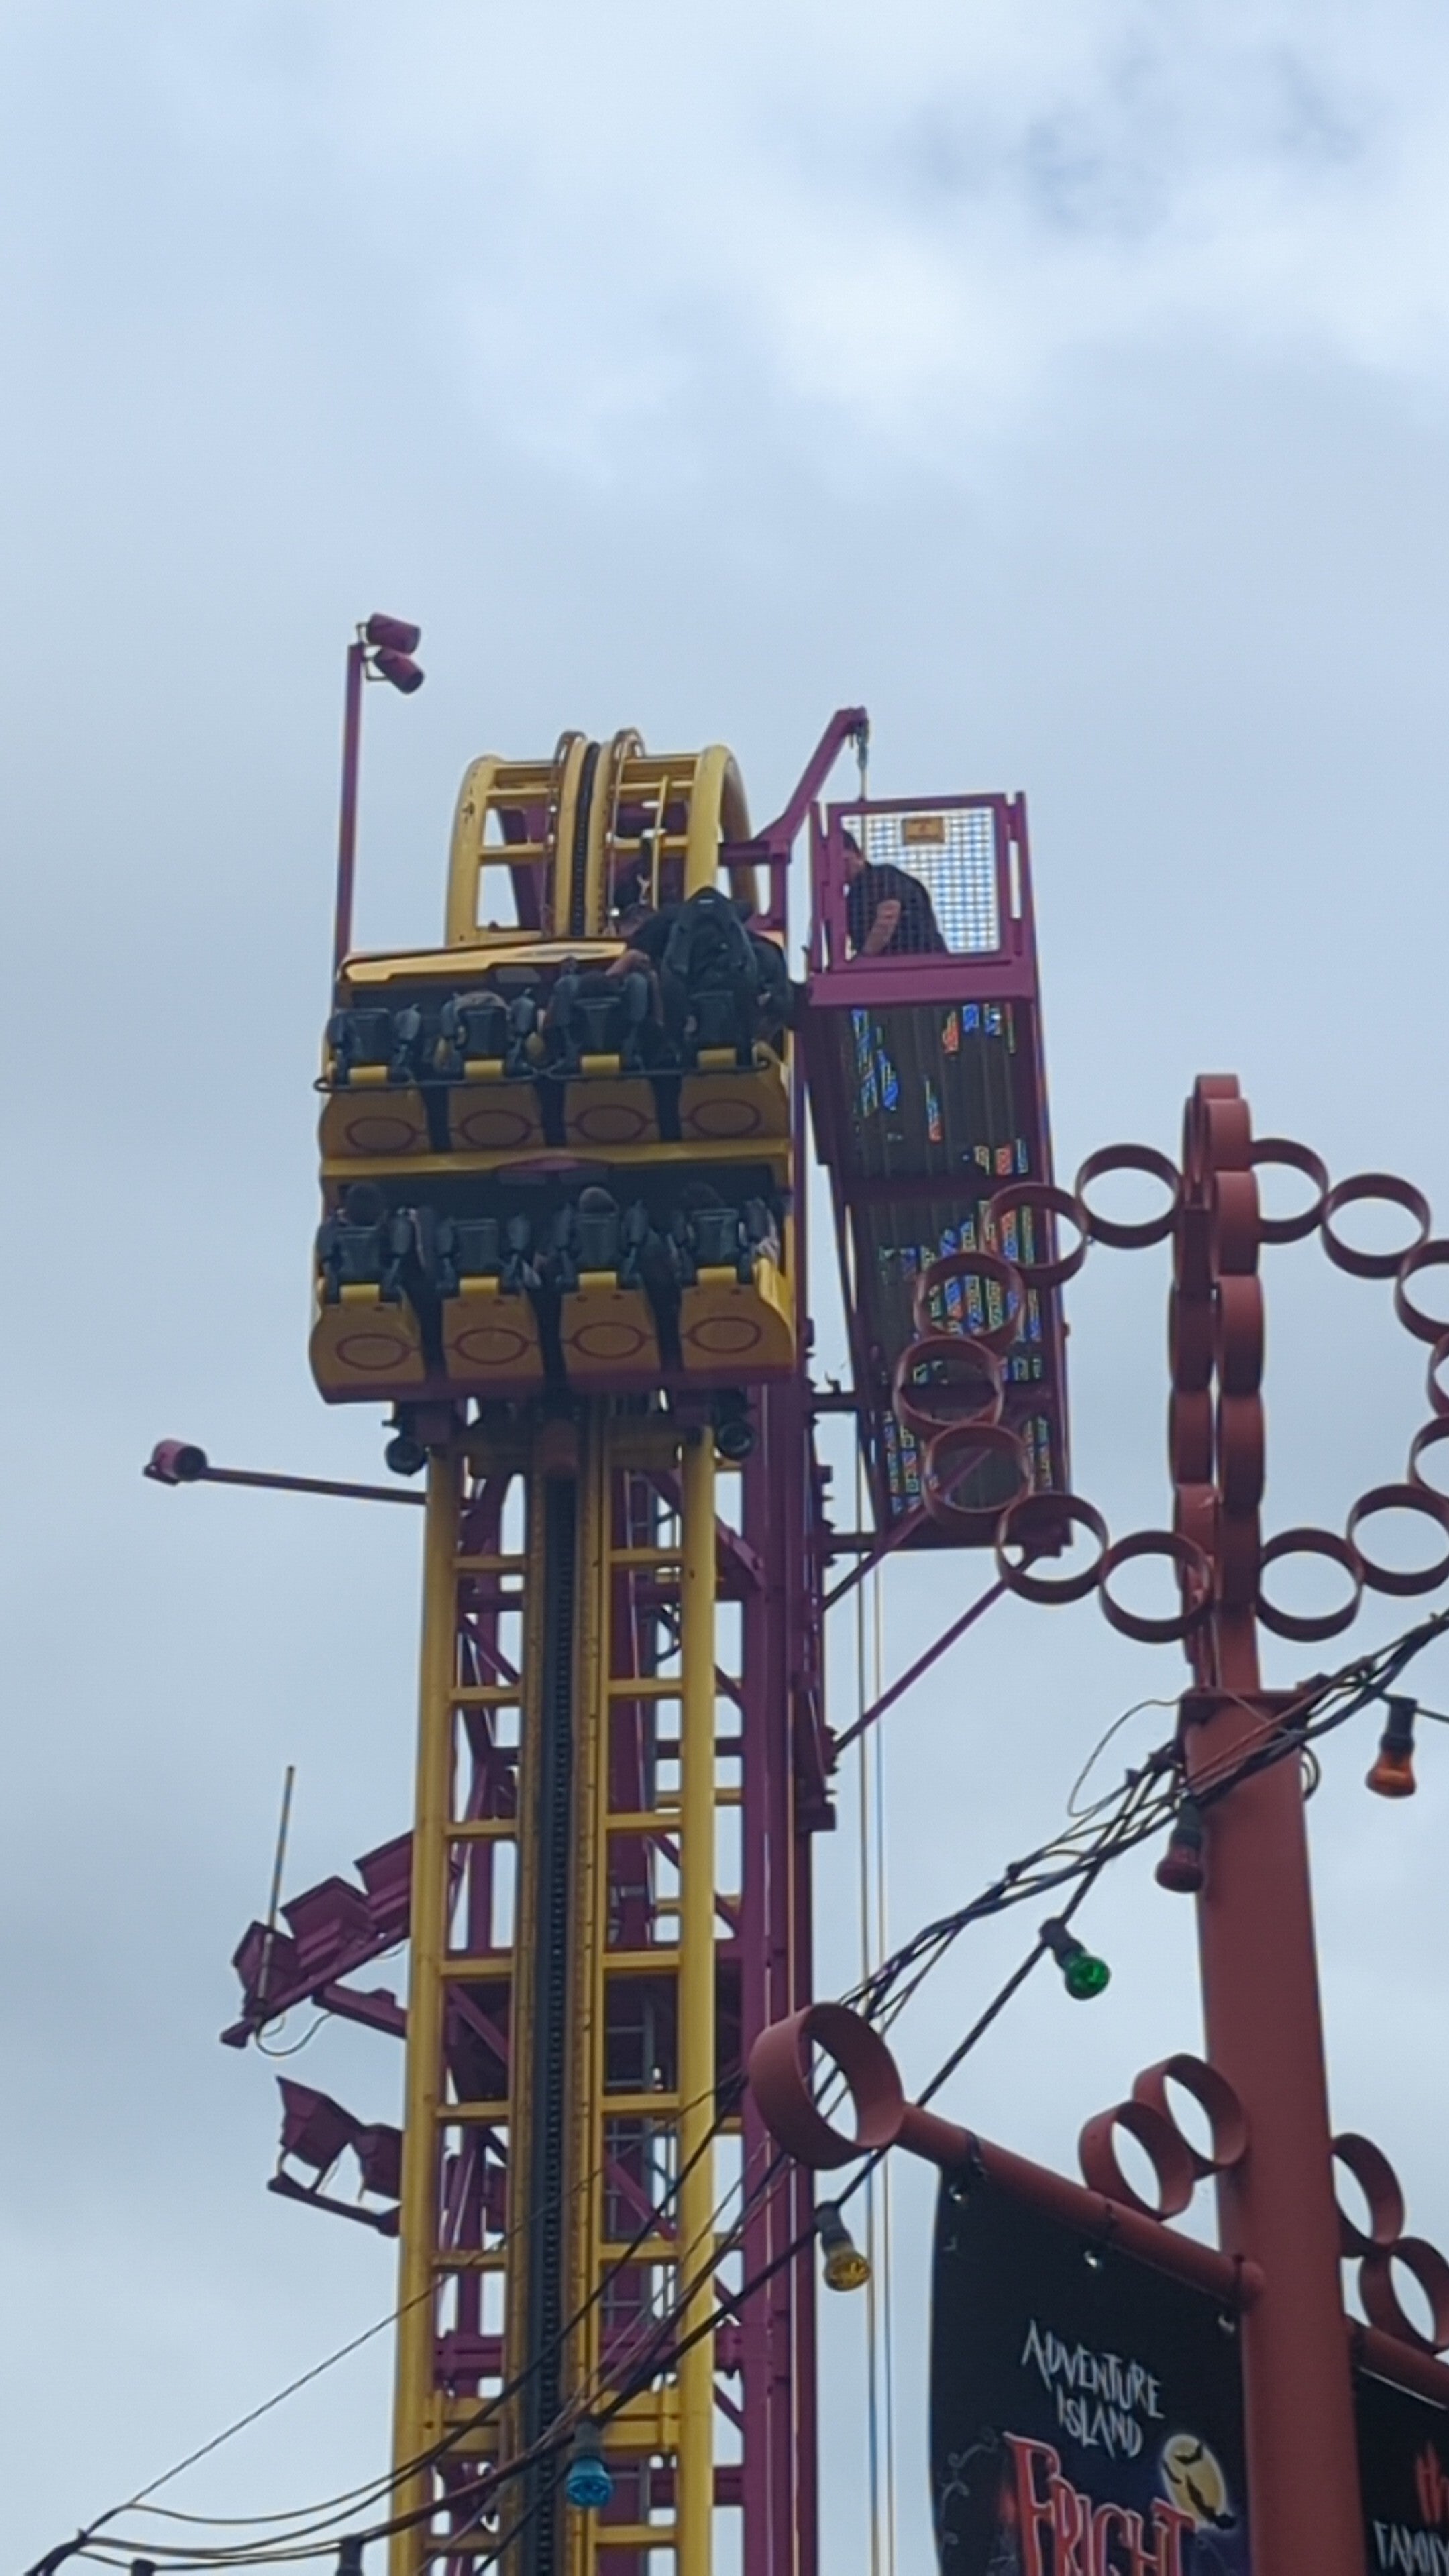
[27,2072,757,2573]
[40,1605,1449,2573]
[41,2090,787,2574]
[40,1728,1261,2568]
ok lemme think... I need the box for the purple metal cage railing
[803,793,1071,1545]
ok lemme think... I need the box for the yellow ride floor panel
[562,1065,658,1149]
[310,1282,427,1395]
[679,1049,790,1144]
[319,1082,431,1159]
[445,1068,545,1156]
[678,1256,794,1379]
[441,1277,545,1389]
[558,1275,661,1389]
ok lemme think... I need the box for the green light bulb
[1063,1949,1111,2001]
[1040,1916,1112,2001]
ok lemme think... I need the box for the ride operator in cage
[842,825,947,957]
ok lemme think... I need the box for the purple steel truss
[223,1401,832,2576]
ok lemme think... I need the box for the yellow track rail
[389,1414,729,2576]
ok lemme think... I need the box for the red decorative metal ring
[1201,1093,1252,1173]
[1251,1138,1330,1245]
[1213,1169,1262,1276]
[1430,1335,1449,1421]
[985,1183,1087,1289]
[1216,1276,1265,1395]
[912,1248,1026,1357]
[746,2002,905,2171]
[1215,1507,1263,1609]
[1133,2057,1248,2181]
[1075,1145,1183,1250]
[1174,1204,1213,1298]
[1169,1289,1215,1393]
[1360,2240,1449,2357]
[1169,1389,1214,1486]
[1173,1483,1217,1556]
[1216,1393,1265,1515]
[1395,1239,1449,1346]
[1256,1527,1363,1641]
[1321,1174,1431,1281]
[995,1492,1109,1606]
[1182,1079,1243,1193]
[1078,2101,1196,2221]
[921,1422,1032,1532]
[1408,1417,1449,1505]
[1346,1484,1449,1597]
[1098,1530,1212,1644]
[892,1336,1003,1444]
[1331,2133,1406,2256]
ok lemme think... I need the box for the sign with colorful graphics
[930,2174,1250,2573]
[1356,2365,1449,2571]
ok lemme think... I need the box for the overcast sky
[5,3,1449,2568]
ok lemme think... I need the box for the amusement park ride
[123,614,1449,2576]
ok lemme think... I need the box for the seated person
[542,955,657,1069]
[316,1183,413,1301]
[842,828,947,957]
[607,885,790,1050]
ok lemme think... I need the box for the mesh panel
[853,1197,1047,1391]
[835,1004,1025,1183]
[854,807,999,955]
[881,1407,1055,1521]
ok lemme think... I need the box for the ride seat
[674,1196,794,1382]
[679,1041,790,1144]
[543,964,661,1148]
[310,1192,425,1395]
[320,1001,430,1159]
[436,989,511,1073]
[556,1190,661,1389]
[435,1212,542,1390]
[437,981,545,1154]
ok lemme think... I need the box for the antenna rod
[256,1764,297,2012]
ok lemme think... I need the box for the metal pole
[333,637,366,987]
[389,1444,461,2576]
[1175,1074,1364,2576]
[831,1578,1006,1756]
[254,1763,297,2013]
[1184,1686,1365,2576]
[677,1432,718,2576]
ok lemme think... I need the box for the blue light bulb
[564,2420,614,2512]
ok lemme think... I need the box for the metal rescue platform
[191,664,1069,2576]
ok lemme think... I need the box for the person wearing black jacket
[841,828,947,956]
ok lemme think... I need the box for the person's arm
[861,898,902,956]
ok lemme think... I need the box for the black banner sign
[1356,2365,1449,2572]
[930,2171,1250,2574]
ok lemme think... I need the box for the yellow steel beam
[390,1443,462,2576]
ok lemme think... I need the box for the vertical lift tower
[219,707,1067,2576]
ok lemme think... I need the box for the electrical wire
[46,2093,786,2573]
[40,1605,1449,2575]
[31,2071,752,2571]
[853,1456,883,2576]
[74,2138,798,2572]
[254,2015,329,2061]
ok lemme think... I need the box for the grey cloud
[5,3,1449,2567]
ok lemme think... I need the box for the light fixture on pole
[333,612,425,985]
